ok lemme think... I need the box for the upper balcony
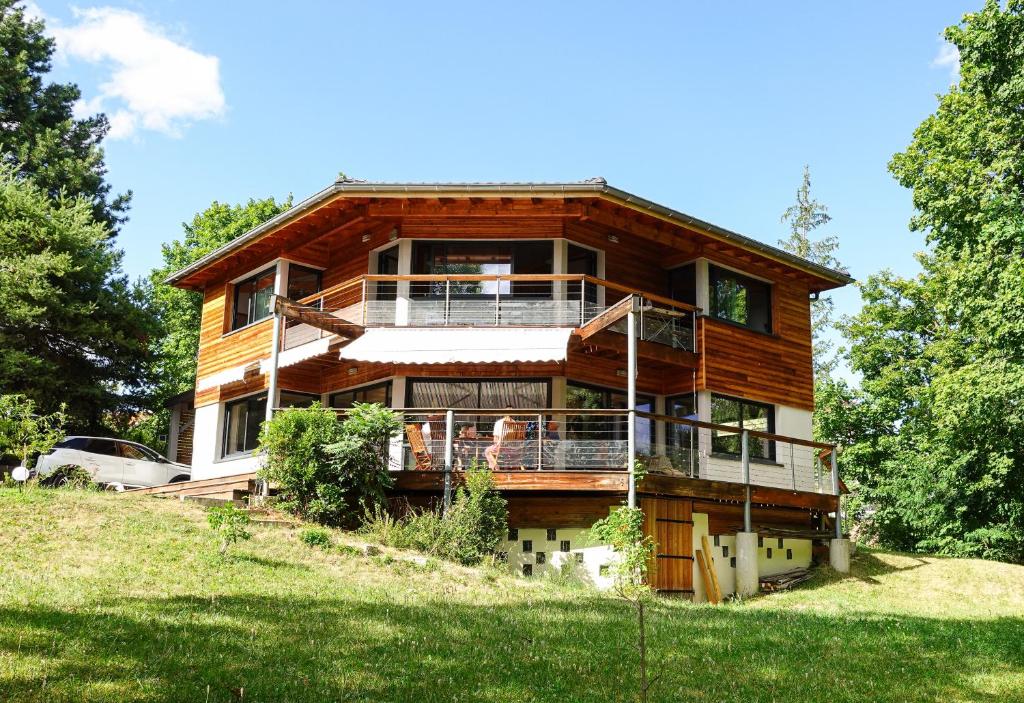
[279,273,700,359]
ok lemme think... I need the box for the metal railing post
[360,278,367,326]
[627,296,639,509]
[442,409,455,512]
[579,276,586,327]
[831,447,842,539]
[742,429,752,533]
[494,276,501,325]
[444,279,450,326]
[537,413,544,470]
[790,442,796,491]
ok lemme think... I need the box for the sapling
[207,504,253,555]
[590,504,658,703]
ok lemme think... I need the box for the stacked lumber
[759,568,813,592]
[696,535,724,604]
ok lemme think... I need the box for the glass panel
[376,246,399,301]
[709,265,772,333]
[567,244,597,303]
[710,395,742,455]
[223,394,267,456]
[565,383,651,452]
[511,242,553,299]
[330,382,392,409]
[668,263,696,307]
[233,268,276,330]
[86,439,118,456]
[287,265,322,303]
[119,443,148,460]
[280,391,318,408]
[744,401,773,459]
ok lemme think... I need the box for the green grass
[1,489,1022,703]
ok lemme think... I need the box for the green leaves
[826,0,1024,563]
[0,394,67,467]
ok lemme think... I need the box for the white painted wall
[690,512,813,603]
[189,401,263,480]
[502,527,614,589]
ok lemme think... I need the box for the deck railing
[286,406,837,496]
[281,274,698,353]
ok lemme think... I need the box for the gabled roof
[165,178,854,288]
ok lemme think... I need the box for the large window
[567,244,598,304]
[287,264,322,303]
[566,382,653,453]
[709,264,772,333]
[222,391,318,458]
[232,267,276,331]
[710,394,775,460]
[330,381,393,409]
[375,245,400,301]
[411,241,553,298]
[406,378,549,409]
[668,263,697,307]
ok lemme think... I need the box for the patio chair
[486,417,528,470]
[406,424,433,470]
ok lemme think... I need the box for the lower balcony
[347,408,843,513]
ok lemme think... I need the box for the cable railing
[281,274,699,353]
[276,406,837,496]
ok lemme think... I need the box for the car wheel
[169,474,191,483]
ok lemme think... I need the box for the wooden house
[164,178,853,599]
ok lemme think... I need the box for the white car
[35,437,191,489]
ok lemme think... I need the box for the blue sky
[35,1,972,334]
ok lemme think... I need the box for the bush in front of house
[361,466,508,566]
[258,402,401,528]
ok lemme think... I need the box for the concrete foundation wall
[501,526,614,589]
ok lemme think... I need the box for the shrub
[42,465,96,490]
[207,504,252,555]
[258,402,401,528]
[299,527,332,549]
[360,466,508,566]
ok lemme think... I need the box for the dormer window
[231,267,275,330]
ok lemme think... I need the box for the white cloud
[932,40,960,82]
[48,7,225,139]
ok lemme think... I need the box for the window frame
[707,264,773,334]
[329,380,394,410]
[286,263,323,304]
[565,380,655,453]
[221,392,268,459]
[405,377,552,410]
[230,266,277,331]
[709,393,776,461]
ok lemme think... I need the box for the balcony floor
[389,470,838,513]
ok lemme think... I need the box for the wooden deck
[389,470,838,512]
[128,473,258,500]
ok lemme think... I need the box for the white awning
[337,327,574,364]
[260,336,332,375]
[196,364,249,391]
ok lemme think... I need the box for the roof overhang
[166,180,854,290]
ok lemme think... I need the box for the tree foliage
[0,1,129,229]
[0,164,154,429]
[779,165,845,377]
[0,394,66,468]
[821,1,1024,563]
[147,197,292,405]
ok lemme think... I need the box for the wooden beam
[274,296,365,339]
[575,295,633,340]
[573,331,700,369]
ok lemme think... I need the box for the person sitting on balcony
[485,414,511,470]
[454,425,479,468]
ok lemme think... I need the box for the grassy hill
[1,489,1022,703]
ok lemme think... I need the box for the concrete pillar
[830,538,851,573]
[735,531,759,597]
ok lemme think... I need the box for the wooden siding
[698,277,814,410]
[192,200,818,412]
